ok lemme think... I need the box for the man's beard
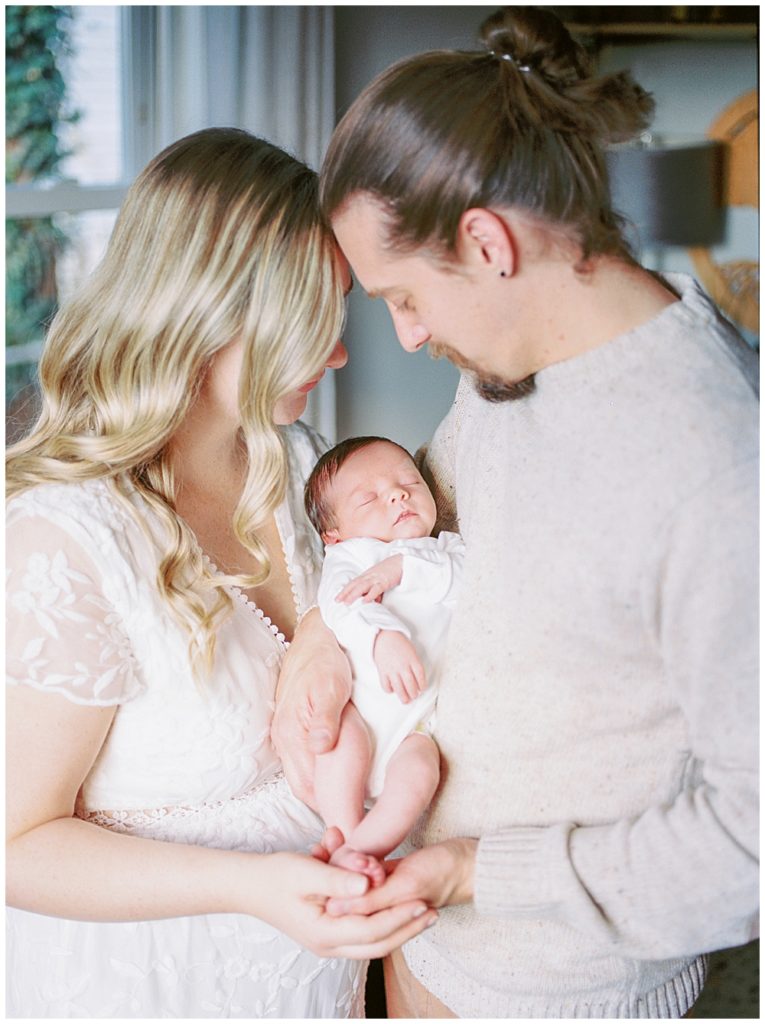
[429,342,536,403]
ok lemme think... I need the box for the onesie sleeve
[395,532,465,608]
[317,541,413,657]
[6,513,145,706]
[473,458,758,959]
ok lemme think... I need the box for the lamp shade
[606,138,725,247]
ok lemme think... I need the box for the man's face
[332,194,532,399]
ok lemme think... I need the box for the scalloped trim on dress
[202,554,290,650]
[273,499,304,621]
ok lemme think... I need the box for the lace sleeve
[6,514,144,706]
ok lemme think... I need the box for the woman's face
[272,338,349,425]
[204,253,351,428]
[272,252,352,425]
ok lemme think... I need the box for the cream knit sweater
[405,274,759,1018]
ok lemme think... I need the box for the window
[6,6,128,440]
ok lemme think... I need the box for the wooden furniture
[688,90,759,334]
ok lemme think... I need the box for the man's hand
[271,609,352,805]
[335,555,404,605]
[317,836,478,918]
[373,629,426,703]
[253,849,438,960]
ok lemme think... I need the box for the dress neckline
[202,553,291,650]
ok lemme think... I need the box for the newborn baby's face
[324,441,437,544]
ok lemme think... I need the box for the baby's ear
[323,528,341,546]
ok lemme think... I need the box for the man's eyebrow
[365,286,396,301]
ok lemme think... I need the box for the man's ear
[323,528,341,546]
[457,208,516,279]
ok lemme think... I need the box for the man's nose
[392,313,430,353]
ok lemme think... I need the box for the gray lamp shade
[606,139,725,247]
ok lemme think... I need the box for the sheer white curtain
[122,4,338,438]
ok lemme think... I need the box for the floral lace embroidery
[7,543,142,704]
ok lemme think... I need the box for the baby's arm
[373,629,425,704]
[334,554,403,605]
[318,543,426,705]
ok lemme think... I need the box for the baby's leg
[313,703,382,882]
[313,701,371,839]
[343,732,440,862]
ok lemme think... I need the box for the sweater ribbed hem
[402,939,708,1018]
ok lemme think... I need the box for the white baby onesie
[318,531,464,797]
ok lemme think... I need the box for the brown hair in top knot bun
[481,5,590,85]
[321,5,655,262]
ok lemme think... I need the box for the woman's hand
[271,608,352,805]
[251,850,437,959]
[335,555,404,604]
[317,837,478,919]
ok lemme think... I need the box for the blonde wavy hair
[6,127,345,676]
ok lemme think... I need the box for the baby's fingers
[413,659,427,694]
[391,674,412,704]
[335,581,367,603]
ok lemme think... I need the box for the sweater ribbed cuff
[475,825,570,919]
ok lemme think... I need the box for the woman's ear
[456,208,516,279]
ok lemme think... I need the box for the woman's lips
[298,372,325,394]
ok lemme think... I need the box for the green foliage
[6,5,76,183]
[6,5,78,371]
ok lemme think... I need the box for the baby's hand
[373,630,426,703]
[335,555,404,605]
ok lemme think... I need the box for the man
[274,7,758,1017]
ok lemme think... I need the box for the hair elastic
[489,49,532,73]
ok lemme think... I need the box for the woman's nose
[326,340,349,369]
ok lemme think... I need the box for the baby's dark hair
[305,435,414,538]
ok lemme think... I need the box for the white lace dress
[5,422,367,1019]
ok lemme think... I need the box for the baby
[303,436,464,882]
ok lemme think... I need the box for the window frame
[5,8,148,372]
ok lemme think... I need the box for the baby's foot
[329,843,386,887]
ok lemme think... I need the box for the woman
[6,127,436,1018]
[276,5,758,1019]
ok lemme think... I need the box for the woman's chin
[272,392,308,425]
